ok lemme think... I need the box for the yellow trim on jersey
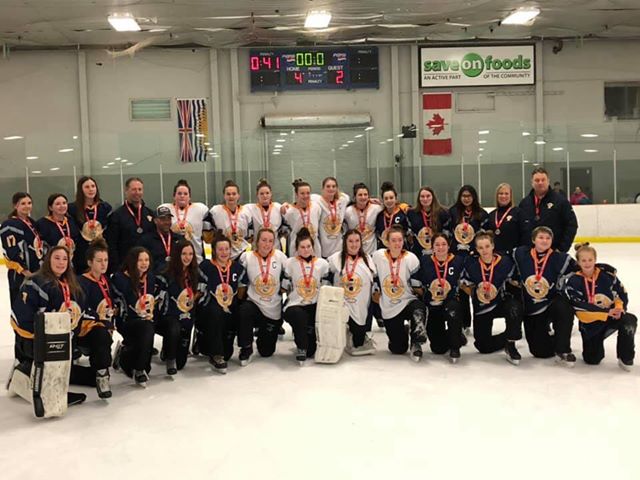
[576,311,610,324]
[574,237,640,243]
[3,258,25,274]
[10,318,34,339]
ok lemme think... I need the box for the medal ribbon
[84,205,98,228]
[530,249,552,281]
[54,217,73,247]
[125,201,142,230]
[298,257,316,288]
[462,209,472,231]
[261,203,273,228]
[421,210,432,230]
[224,205,239,234]
[158,229,172,258]
[255,251,273,285]
[357,204,369,233]
[184,271,194,299]
[479,256,497,292]
[16,216,42,246]
[327,199,338,224]
[383,208,398,231]
[214,259,231,294]
[387,252,403,287]
[534,195,542,219]
[175,203,190,231]
[494,206,513,231]
[59,279,72,310]
[87,273,113,309]
[583,269,600,304]
[138,275,148,312]
[432,255,450,289]
[345,255,359,281]
[296,204,311,229]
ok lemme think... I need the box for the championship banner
[423,92,452,156]
[177,98,209,163]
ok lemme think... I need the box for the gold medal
[341,274,362,301]
[476,283,498,304]
[429,278,451,304]
[524,275,550,300]
[454,223,475,245]
[296,277,318,301]
[593,293,612,309]
[255,275,277,299]
[60,301,82,330]
[214,284,234,311]
[417,226,433,250]
[97,299,116,321]
[177,288,195,313]
[81,220,104,241]
[135,294,155,319]
[323,215,342,236]
[171,221,194,242]
[383,276,405,300]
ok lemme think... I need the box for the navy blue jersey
[77,273,117,336]
[1,216,44,291]
[485,206,525,256]
[106,201,155,271]
[406,208,451,257]
[461,254,516,315]
[111,271,160,328]
[68,201,113,273]
[35,216,81,261]
[157,271,205,322]
[199,259,245,312]
[448,207,489,256]
[415,253,465,307]
[137,230,184,274]
[513,246,574,315]
[375,207,409,249]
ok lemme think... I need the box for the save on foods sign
[419,45,535,87]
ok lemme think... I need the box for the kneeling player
[563,243,636,370]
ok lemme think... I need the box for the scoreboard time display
[250,47,379,92]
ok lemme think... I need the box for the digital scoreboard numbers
[250,47,379,92]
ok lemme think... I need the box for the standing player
[209,180,252,260]
[344,182,383,257]
[282,179,322,257]
[311,177,350,258]
[374,181,409,249]
[407,186,451,258]
[245,179,283,245]
[36,194,80,265]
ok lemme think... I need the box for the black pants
[348,318,367,347]
[284,304,318,357]
[459,290,472,329]
[156,315,193,370]
[196,301,237,361]
[71,325,113,386]
[367,302,382,331]
[237,300,282,357]
[383,299,427,354]
[580,313,637,364]
[473,297,523,354]
[523,296,574,358]
[119,318,155,375]
[426,298,464,354]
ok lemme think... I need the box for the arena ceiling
[1,0,640,52]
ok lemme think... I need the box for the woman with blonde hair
[486,183,525,256]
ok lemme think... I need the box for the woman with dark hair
[78,239,116,398]
[159,179,211,262]
[68,176,112,274]
[9,246,92,407]
[416,232,465,363]
[111,246,160,386]
[36,193,80,266]
[245,178,283,244]
[311,176,350,258]
[485,183,525,256]
[236,228,288,366]
[375,181,409,250]
[1,192,44,305]
[282,228,330,365]
[407,186,451,258]
[282,178,322,257]
[209,180,252,260]
[344,182,383,256]
[197,233,245,373]
[327,229,377,355]
[156,240,202,375]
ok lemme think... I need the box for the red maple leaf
[426,113,446,136]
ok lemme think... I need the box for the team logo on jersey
[177,289,195,313]
[172,222,194,242]
[296,278,318,302]
[81,221,104,242]
[224,228,245,249]
[417,226,433,250]
[60,301,82,329]
[593,293,613,309]
[33,237,44,259]
[135,294,155,319]
[341,274,362,301]
[214,284,234,312]
[524,275,550,300]
[57,237,76,257]
[382,276,405,302]
[96,299,116,321]
[380,229,391,248]
[429,279,451,304]
[360,224,374,242]
[255,275,277,299]
[454,224,475,245]
[323,216,342,236]
[476,283,498,304]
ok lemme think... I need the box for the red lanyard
[432,255,450,289]
[255,251,273,284]
[494,207,513,230]
[16,216,42,244]
[296,204,311,228]
[158,229,171,258]
[534,196,542,218]
[386,251,403,287]
[224,205,239,234]
[583,269,599,304]
[421,210,432,229]
[462,209,472,229]
[298,257,316,288]
[213,259,231,293]
[530,249,552,281]
[261,203,273,228]
[59,279,71,310]
[326,198,338,223]
[184,271,194,299]
[86,273,113,309]
[125,202,142,229]
[138,275,148,311]
[175,203,190,230]
[52,217,72,245]
[384,208,399,231]
[84,204,98,226]
[344,255,359,281]
[479,256,497,292]
[357,204,369,233]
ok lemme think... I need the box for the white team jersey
[209,204,252,260]
[311,192,350,258]
[160,202,211,262]
[371,249,420,319]
[344,203,383,257]
[245,202,283,236]
[327,252,376,326]
[283,256,330,311]
[283,201,322,258]
[239,249,288,320]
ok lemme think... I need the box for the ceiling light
[26,156,38,160]
[121,159,128,162]
[305,11,332,29]
[347,140,354,144]
[365,126,374,131]
[522,131,531,137]
[342,144,349,147]
[276,139,286,143]
[125,162,133,166]
[478,140,487,144]
[584,149,598,153]
[552,147,564,151]
[502,7,540,25]
[115,157,121,160]
[478,130,490,135]
[32,170,42,174]
[397,134,404,138]
[204,142,210,146]
[102,166,109,169]
[59,148,74,153]
[290,130,295,134]
[3,135,23,140]
[379,141,386,145]
[108,13,141,32]
[386,138,394,142]
[272,152,281,155]
[50,167,60,171]
[534,140,546,145]
[72,135,78,140]
[581,133,598,138]
[355,134,363,138]
[280,132,288,136]
[478,148,484,152]
[107,162,115,165]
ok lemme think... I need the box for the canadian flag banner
[423,92,452,156]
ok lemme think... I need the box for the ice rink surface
[1,244,639,480]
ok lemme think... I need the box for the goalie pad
[8,312,72,418]
[314,286,349,364]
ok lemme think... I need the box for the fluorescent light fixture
[534,140,546,145]
[121,159,128,162]
[365,126,374,131]
[107,162,115,165]
[478,148,485,152]
[386,138,394,142]
[552,147,564,151]
[115,157,121,160]
[32,170,42,174]
[581,133,598,138]
[522,131,531,137]
[204,142,210,146]
[291,130,295,134]
[125,162,133,166]
[108,13,141,32]
[478,140,487,144]
[478,130,490,135]
[355,134,364,138]
[72,135,78,140]
[3,135,23,140]
[272,152,281,155]
[59,148,74,153]
[397,134,404,138]
[305,10,332,29]
[379,141,386,145]
[341,144,349,147]
[102,166,109,169]
[347,140,354,144]
[502,7,540,25]
[50,167,60,171]
[276,139,286,143]
[584,149,598,153]
[26,156,38,160]
[279,132,288,136]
